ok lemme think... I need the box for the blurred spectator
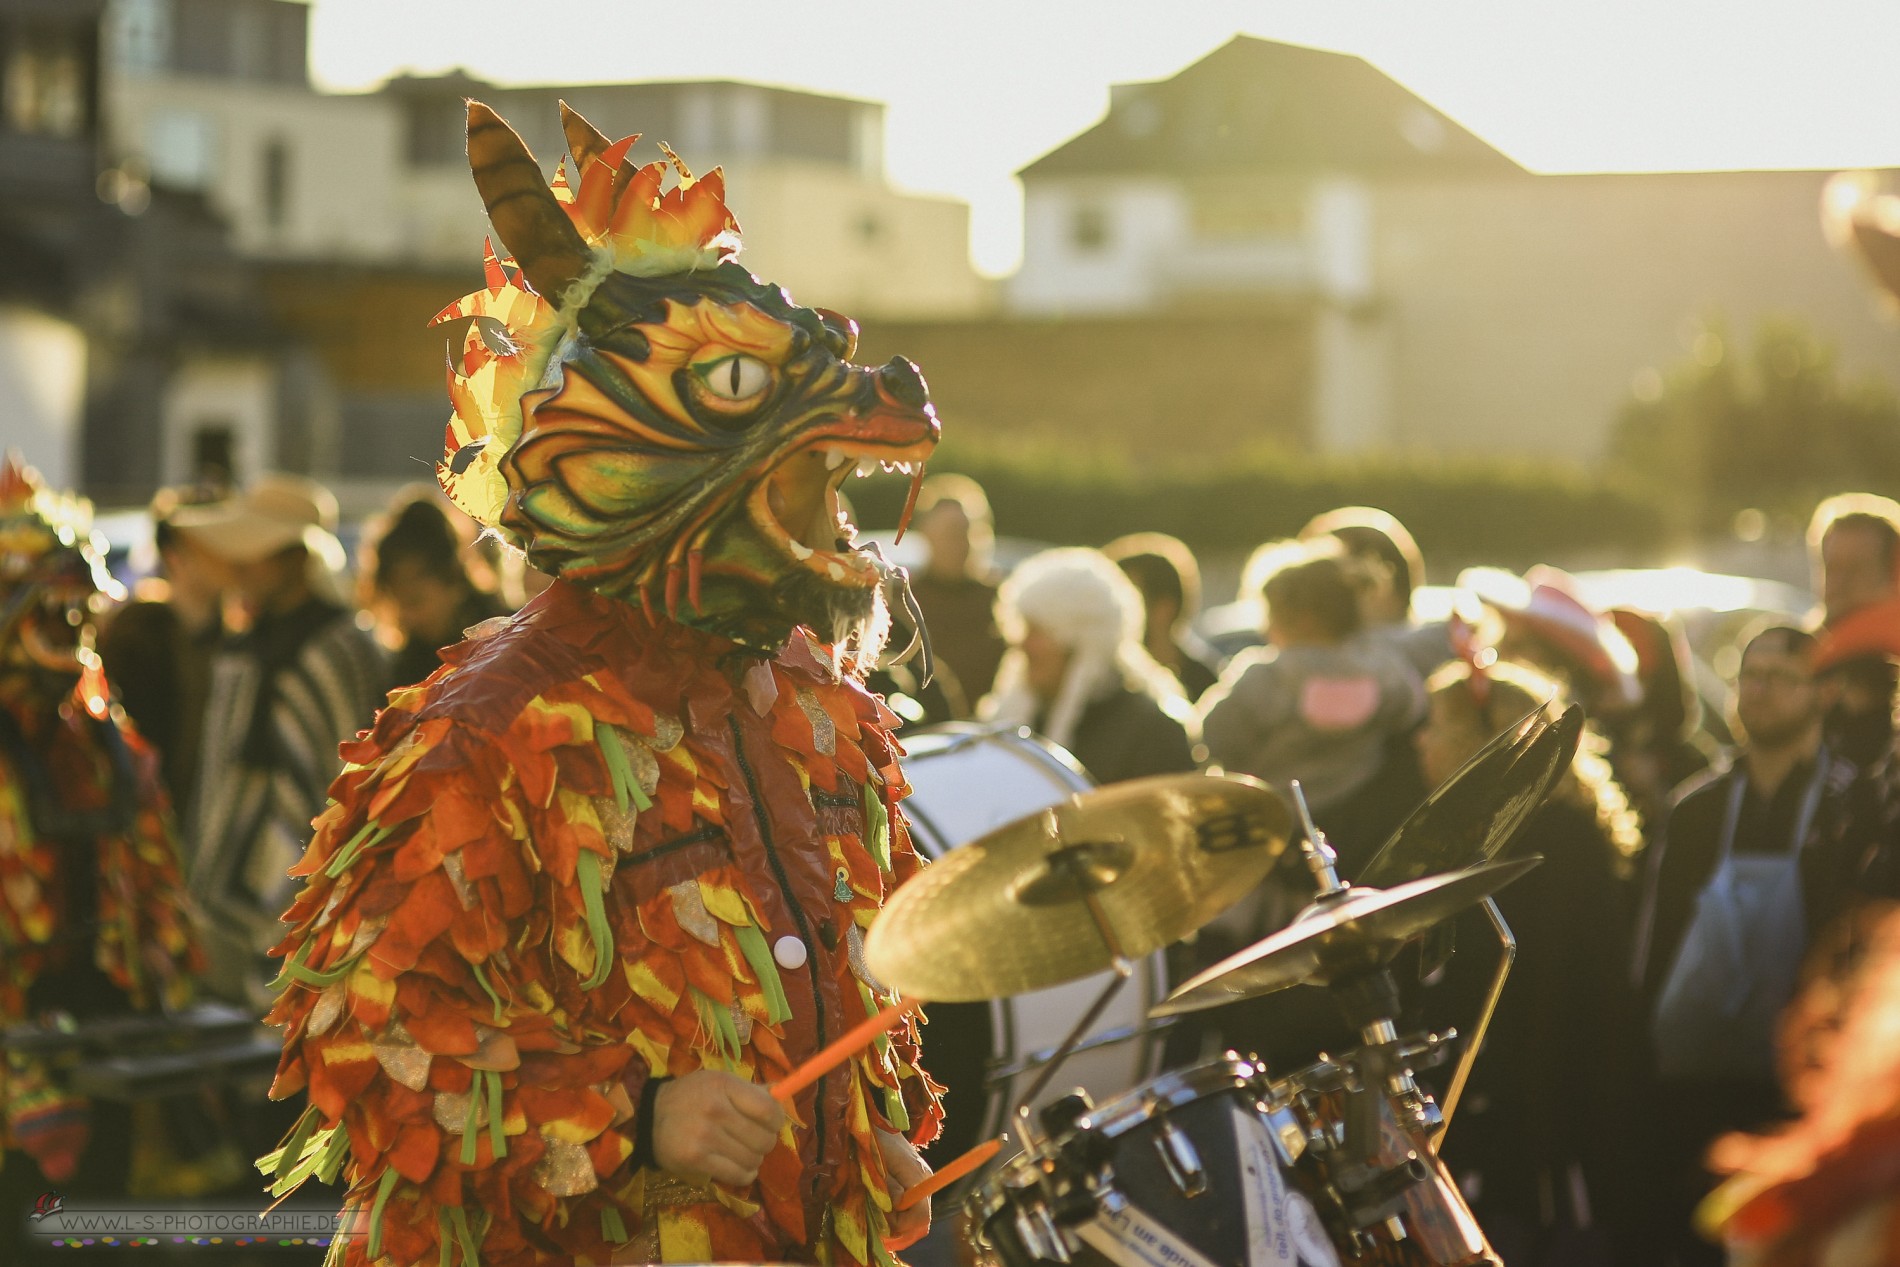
[909,474,1005,711]
[1808,494,1900,765]
[1198,538,1425,865]
[172,474,386,1006]
[1608,608,1718,824]
[1475,564,1644,724]
[1104,531,1222,699]
[1417,656,1645,1267]
[361,489,510,690]
[1300,505,1453,678]
[980,547,1197,784]
[1631,623,1885,1267]
[95,485,231,825]
[1809,493,1900,626]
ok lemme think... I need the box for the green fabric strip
[314,1120,352,1184]
[460,1082,482,1165]
[693,988,739,1064]
[576,851,614,989]
[469,960,505,1023]
[871,1206,897,1267]
[324,820,393,879]
[268,1121,344,1198]
[447,1204,479,1267]
[484,1068,507,1160]
[884,1085,910,1134]
[734,923,792,1025]
[366,1167,401,1260]
[597,725,635,812]
[856,981,891,1061]
[601,1206,629,1245]
[862,781,891,873]
[263,1104,322,1181]
[269,938,365,991]
[436,1209,454,1267]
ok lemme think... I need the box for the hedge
[847,440,1664,576]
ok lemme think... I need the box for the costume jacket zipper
[728,713,829,1167]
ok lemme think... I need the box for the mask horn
[466,100,592,302]
[559,100,613,174]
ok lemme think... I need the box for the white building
[88,0,989,502]
[101,2,986,317]
[1010,36,1900,463]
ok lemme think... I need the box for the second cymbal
[1151,855,1543,1017]
[1355,700,1581,889]
[866,773,1291,1002]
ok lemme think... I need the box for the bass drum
[898,724,1169,1164]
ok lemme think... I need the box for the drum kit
[870,700,1584,1267]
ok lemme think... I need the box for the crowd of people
[887,476,1900,1266]
[9,454,1900,1265]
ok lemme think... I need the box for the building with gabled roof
[1020,36,1519,183]
[1007,35,1900,464]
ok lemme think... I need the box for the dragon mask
[437,102,940,653]
[0,454,121,699]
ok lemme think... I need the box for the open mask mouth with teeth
[758,448,930,587]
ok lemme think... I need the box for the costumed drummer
[264,102,944,1267]
[0,457,203,1242]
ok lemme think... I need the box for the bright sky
[308,0,1900,277]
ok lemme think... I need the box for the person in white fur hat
[980,547,1200,784]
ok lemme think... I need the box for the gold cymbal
[866,773,1291,1002]
[1151,855,1543,1017]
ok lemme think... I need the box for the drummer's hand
[876,1127,933,1250]
[651,1070,784,1187]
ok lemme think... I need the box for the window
[191,425,235,485]
[1070,203,1111,253]
[3,25,88,139]
[261,136,290,230]
[404,96,465,166]
[146,109,215,190]
[108,0,173,75]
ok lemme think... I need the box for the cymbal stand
[1433,895,1515,1142]
[1011,823,1135,1147]
[1288,785,1432,1232]
[1290,780,1350,904]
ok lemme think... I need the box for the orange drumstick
[771,998,924,1103]
[893,1135,1004,1212]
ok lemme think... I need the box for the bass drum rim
[897,724,1167,1165]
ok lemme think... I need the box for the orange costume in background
[264,100,944,1267]
[0,457,201,1182]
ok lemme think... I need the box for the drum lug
[1151,1114,1207,1198]
[1016,1201,1074,1263]
[1260,1102,1308,1166]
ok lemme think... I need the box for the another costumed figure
[263,102,945,1267]
[0,457,202,1211]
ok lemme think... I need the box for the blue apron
[1652,756,1827,1083]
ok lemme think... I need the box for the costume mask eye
[697,354,772,406]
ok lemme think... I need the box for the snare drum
[899,725,1169,1162]
[970,1054,1497,1267]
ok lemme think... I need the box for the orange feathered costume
[0,456,201,1181]
[263,101,943,1267]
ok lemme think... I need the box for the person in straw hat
[172,472,384,1007]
